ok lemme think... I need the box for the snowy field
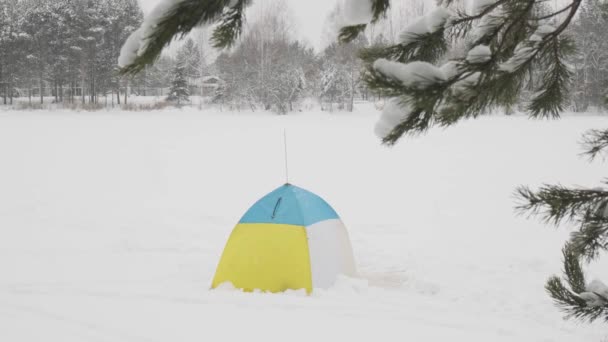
[1,105,607,341]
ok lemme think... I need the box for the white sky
[137,0,340,50]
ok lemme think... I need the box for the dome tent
[212,183,356,293]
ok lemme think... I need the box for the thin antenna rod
[283,129,289,184]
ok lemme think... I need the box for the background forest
[0,0,607,113]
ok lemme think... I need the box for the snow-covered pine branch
[337,0,391,43]
[359,7,452,65]
[544,244,608,322]
[118,0,252,75]
[359,0,582,144]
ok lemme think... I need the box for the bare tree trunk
[124,79,128,105]
[143,71,147,96]
[348,70,356,112]
[81,74,85,104]
[348,87,355,112]
[90,77,94,104]
[9,78,13,105]
[0,64,6,105]
[39,72,43,104]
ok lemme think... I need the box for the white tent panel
[306,219,356,289]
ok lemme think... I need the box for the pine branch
[515,184,608,226]
[569,213,608,261]
[363,61,452,143]
[563,244,586,293]
[359,30,447,64]
[382,108,431,144]
[359,2,508,66]
[339,25,366,44]
[545,245,608,322]
[211,0,250,49]
[492,0,537,60]
[435,4,539,123]
[446,0,516,41]
[338,0,390,43]
[368,0,584,144]
[582,129,608,161]
[351,0,608,327]
[370,0,391,19]
[517,182,608,260]
[370,0,537,140]
[119,0,250,76]
[449,0,509,26]
[532,3,574,21]
[527,37,573,118]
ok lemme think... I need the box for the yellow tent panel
[212,223,313,293]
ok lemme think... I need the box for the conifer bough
[343,0,608,323]
[362,0,581,143]
[118,0,252,76]
[118,0,608,323]
[117,0,389,75]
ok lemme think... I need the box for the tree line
[0,0,143,105]
[1,0,606,113]
[211,7,370,114]
[211,0,608,114]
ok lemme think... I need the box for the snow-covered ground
[0,105,607,341]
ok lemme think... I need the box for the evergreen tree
[344,1,608,323]
[146,55,175,93]
[117,0,608,323]
[568,0,608,111]
[0,0,26,104]
[167,63,190,106]
[118,0,254,76]
[0,0,143,106]
[177,38,202,80]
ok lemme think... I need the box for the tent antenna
[284,128,289,184]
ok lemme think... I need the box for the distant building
[187,75,225,96]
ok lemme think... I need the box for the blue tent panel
[239,184,339,227]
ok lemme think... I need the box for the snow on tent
[212,183,356,293]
